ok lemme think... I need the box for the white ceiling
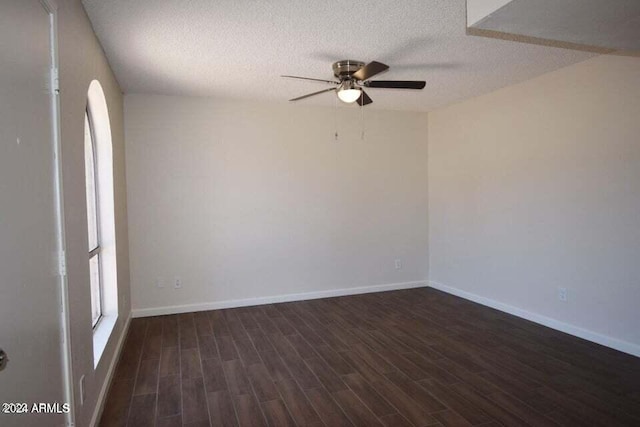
[82,0,594,112]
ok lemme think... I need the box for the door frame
[40,0,76,425]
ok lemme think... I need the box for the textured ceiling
[82,0,594,111]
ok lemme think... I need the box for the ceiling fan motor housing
[333,60,365,80]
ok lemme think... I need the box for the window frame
[86,79,119,368]
[85,109,103,329]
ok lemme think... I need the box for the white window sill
[93,313,117,368]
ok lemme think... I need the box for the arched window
[84,111,101,327]
[84,80,118,366]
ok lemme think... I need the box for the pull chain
[334,96,339,141]
[361,100,365,140]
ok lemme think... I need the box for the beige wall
[58,1,130,425]
[125,96,429,313]
[428,55,640,352]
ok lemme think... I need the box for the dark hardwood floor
[100,288,640,426]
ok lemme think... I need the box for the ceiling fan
[282,60,426,106]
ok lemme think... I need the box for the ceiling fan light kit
[283,59,426,106]
[337,80,362,104]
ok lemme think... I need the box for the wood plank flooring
[100,288,640,426]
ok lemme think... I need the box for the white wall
[0,2,64,426]
[58,1,131,425]
[125,96,429,313]
[428,55,640,353]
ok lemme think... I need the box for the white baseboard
[132,280,428,318]
[89,313,132,427]
[428,280,640,358]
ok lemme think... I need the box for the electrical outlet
[558,287,568,302]
[395,259,402,270]
[156,277,166,288]
[174,277,182,289]
[79,375,86,405]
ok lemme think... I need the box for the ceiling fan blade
[352,61,389,81]
[364,80,426,89]
[282,75,338,84]
[289,87,336,102]
[356,90,373,106]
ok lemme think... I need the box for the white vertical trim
[44,2,76,426]
[58,249,66,276]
